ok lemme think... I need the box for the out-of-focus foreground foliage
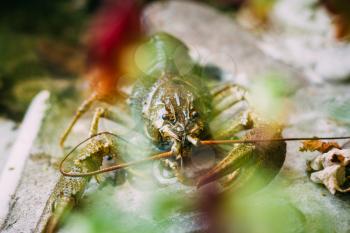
[60,182,308,233]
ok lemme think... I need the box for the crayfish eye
[162,114,169,120]
[192,111,199,118]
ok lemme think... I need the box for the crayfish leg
[60,93,98,147]
[44,175,89,233]
[211,83,247,116]
[61,98,134,148]
[197,143,257,188]
[43,136,121,232]
[197,125,286,192]
[210,83,254,139]
[221,169,240,188]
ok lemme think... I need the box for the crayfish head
[159,110,205,158]
[143,77,208,156]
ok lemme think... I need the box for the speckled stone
[278,85,350,233]
[143,0,305,91]
[259,0,350,82]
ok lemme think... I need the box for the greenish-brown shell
[130,33,212,148]
[131,73,211,146]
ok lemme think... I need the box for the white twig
[0,91,50,226]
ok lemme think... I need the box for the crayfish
[42,32,350,233]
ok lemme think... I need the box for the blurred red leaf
[86,0,143,98]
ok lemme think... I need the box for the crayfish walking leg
[42,135,119,233]
[42,103,129,232]
[198,83,286,191]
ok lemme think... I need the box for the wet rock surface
[278,85,350,233]
[143,1,306,91]
[1,1,350,233]
[259,0,350,82]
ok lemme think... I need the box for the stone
[143,1,305,91]
[259,0,350,82]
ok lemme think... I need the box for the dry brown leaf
[299,140,341,153]
[307,148,350,194]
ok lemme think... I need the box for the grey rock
[259,0,350,82]
[143,0,305,91]
[278,85,350,233]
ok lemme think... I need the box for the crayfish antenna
[197,136,350,188]
[61,133,350,177]
[60,150,174,177]
[200,136,350,146]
